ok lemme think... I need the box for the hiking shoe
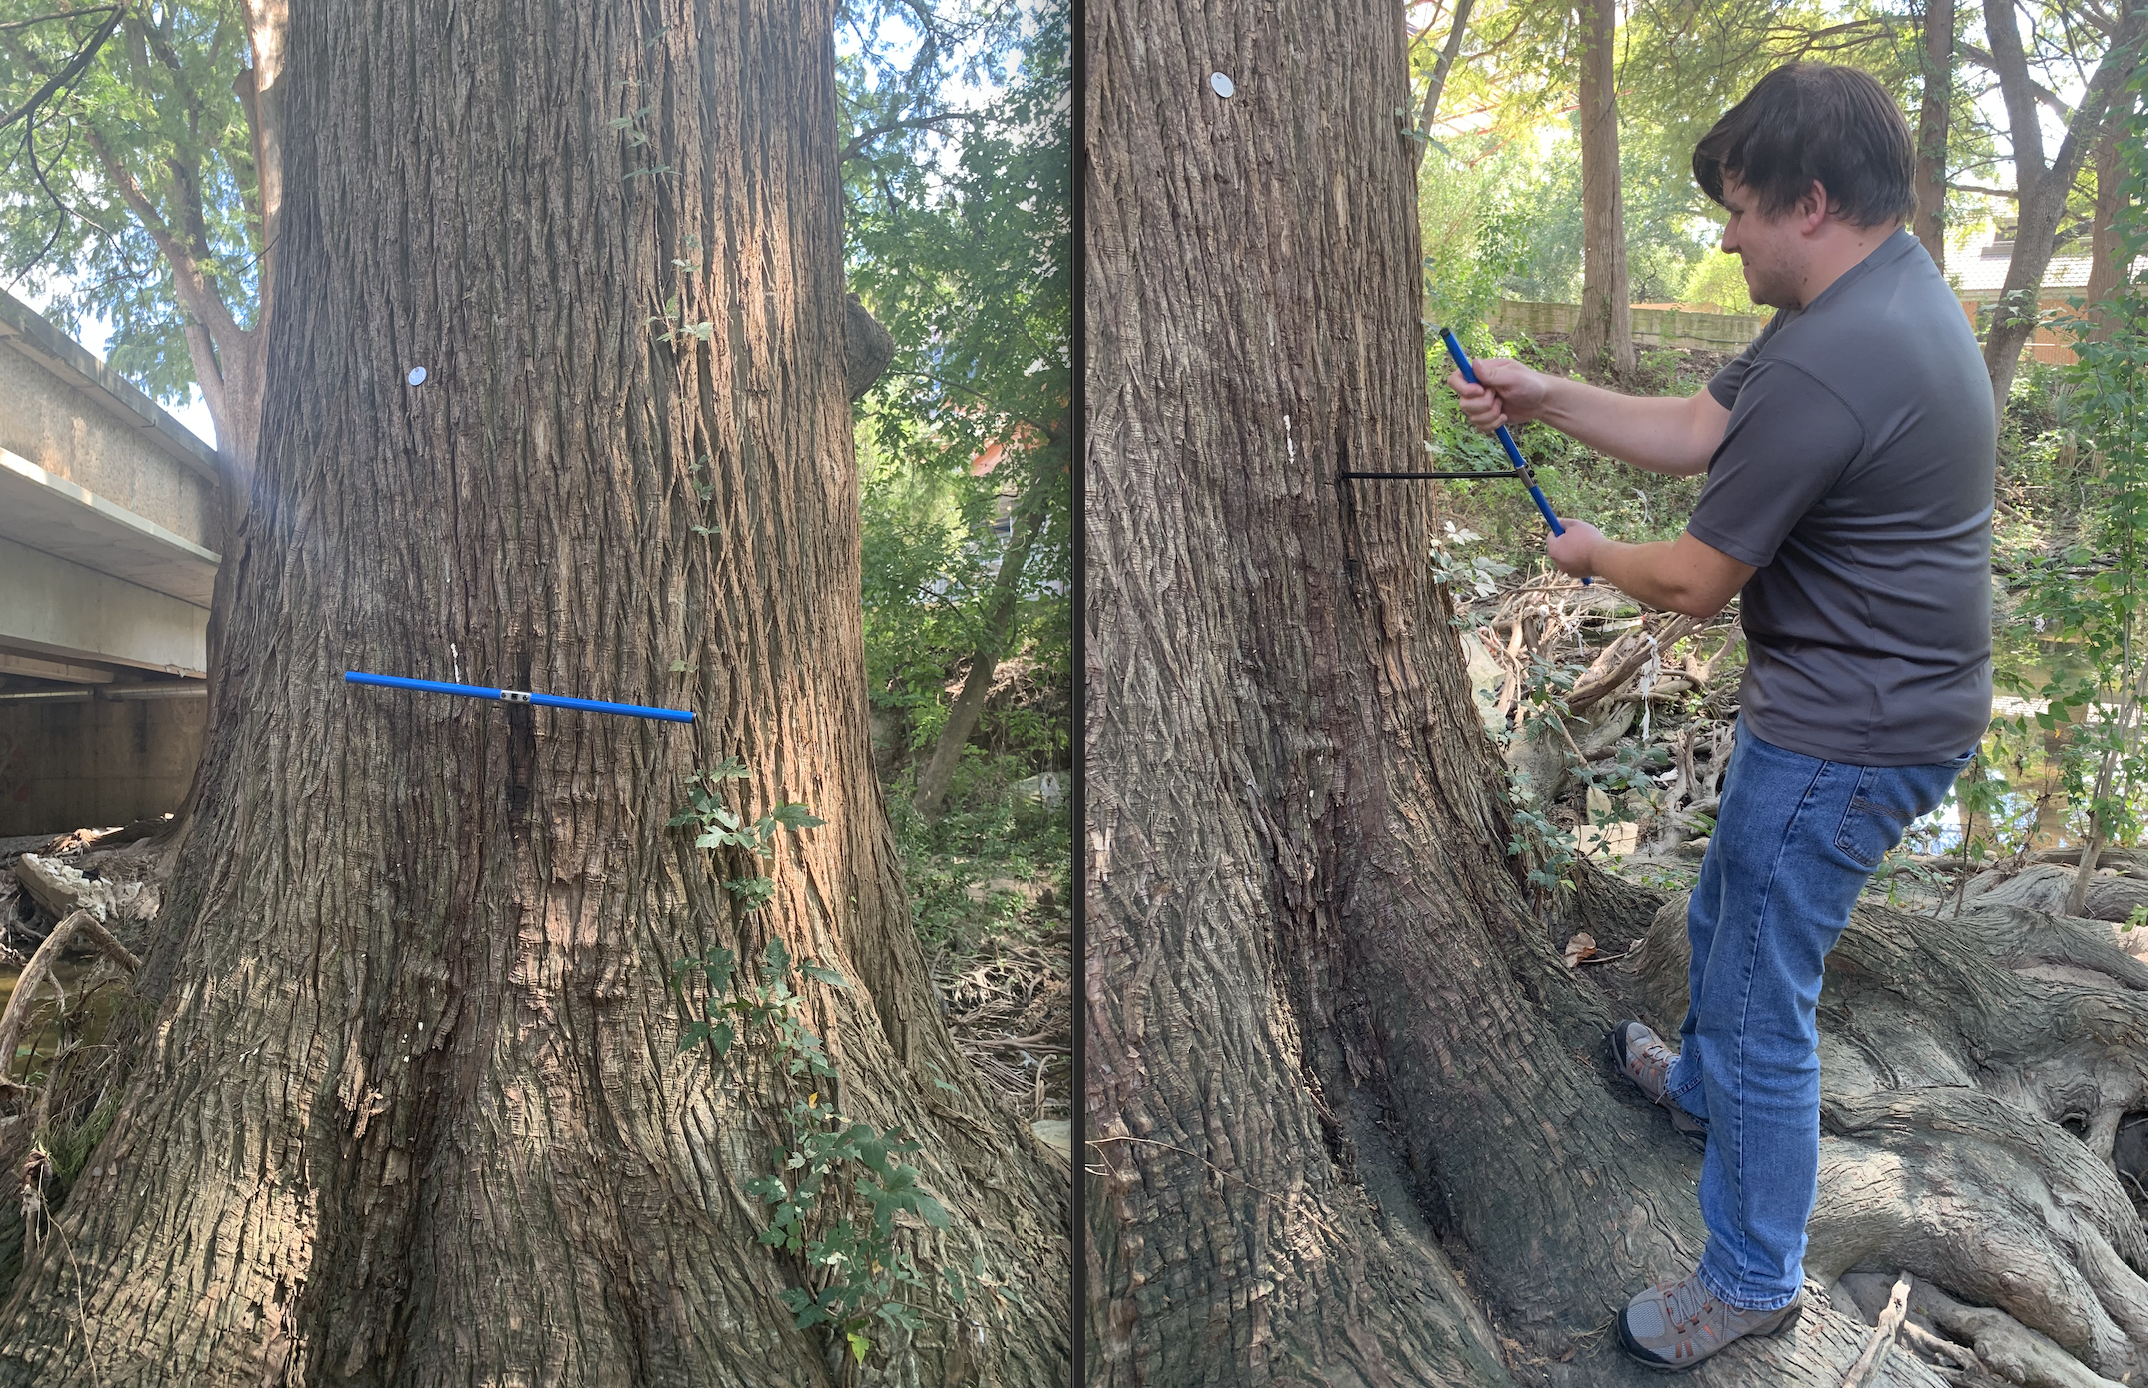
[1619,1270,1802,1371]
[1608,1021,1707,1139]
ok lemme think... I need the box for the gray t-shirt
[1691,229,1994,766]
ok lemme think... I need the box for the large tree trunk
[1977,0,2145,410]
[1086,1,2148,1385]
[1572,0,1634,377]
[0,1,1067,1383]
[1912,0,1955,272]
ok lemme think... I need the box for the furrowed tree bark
[1913,0,1955,272]
[0,1,1067,1383]
[1573,0,1633,377]
[1087,3,2148,1387]
[1977,0,2146,412]
[911,475,1053,820]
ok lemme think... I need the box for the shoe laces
[1664,1277,1715,1331]
[1630,1037,1671,1085]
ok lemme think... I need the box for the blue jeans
[1661,720,1970,1310]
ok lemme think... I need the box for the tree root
[1962,864,2148,927]
[1904,1275,2127,1388]
[1630,894,2148,1386]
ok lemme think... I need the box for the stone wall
[1488,299,1770,353]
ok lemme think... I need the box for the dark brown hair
[1693,63,1916,228]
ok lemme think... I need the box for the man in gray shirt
[1450,62,1993,1369]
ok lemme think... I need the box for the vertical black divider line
[508,642,537,826]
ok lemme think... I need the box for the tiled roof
[1949,228,2141,298]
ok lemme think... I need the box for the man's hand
[1446,357,1550,434]
[1546,518,1605,578]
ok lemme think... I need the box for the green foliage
[672,936,951,1356]
[668,775,964,1367]
[885,757,1069,952]
[1427,333,1712,564]
[1421,145,1543,333]
[1962,81,2148,858]
[1680,252,1756,315]
[666,762,827,859]
[1502,784,1582,898]
[1405,0,2005,328]
[0,2,259,406]
[1928,80,2148,862]
[846,4,1071,782]
[1429,521,1517,603]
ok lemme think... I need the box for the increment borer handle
[1438,327,1591,585]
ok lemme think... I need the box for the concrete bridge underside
[0,290,221,835]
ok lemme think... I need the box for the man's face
[1717,176,1808,310]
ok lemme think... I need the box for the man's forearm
[1536,378,1720,477]
[1588,537,1736,618]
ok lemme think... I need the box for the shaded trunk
[912,480,1051,820]
[1977,0,2145,410]
[1573,0,1633,377]
[1912,0,1955,272]
[2083,95,2137,342]
[1087,2,2148,1386]
[167,0,287,844]
[0,1,1066,1383]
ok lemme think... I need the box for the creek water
[0,955,120,1077]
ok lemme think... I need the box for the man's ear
[1797,180,1832,235]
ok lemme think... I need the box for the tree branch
[1956,41,2074,115]
[1412,0,1473,170]
[841,111,977,164]
[79,124,247,355]
[0,0,125,132]
[0,6,116,35]
[1981,0,2050,199]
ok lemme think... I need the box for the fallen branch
[1567,613,1705,715]
[2025,846,2147,875]
[0,909,137,1092]
[1840,1272,1910,1388]
[1899,1320,1977,1371]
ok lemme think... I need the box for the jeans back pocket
[1832,756,1969,869]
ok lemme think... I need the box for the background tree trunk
[1977,0,2145,410]
[1912,0,1955,272]
[1411,0,1476,172]
[0,0,1067,1382]
[1086,1,2148,1385]
[912,478,1053,820]
[2083,91,2137,342]
[1573,0,1634,377]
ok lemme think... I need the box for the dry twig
[1840,1273,1911,1388]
